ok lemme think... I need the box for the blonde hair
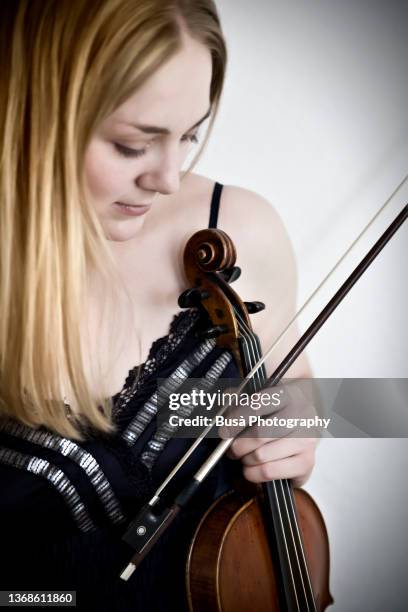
[0,0,227,440]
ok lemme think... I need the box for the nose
[136,144,181,196]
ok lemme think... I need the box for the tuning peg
[197,324,228,339]
[178,287,210,308]
[244,301,265,314]
[220,266,241,284]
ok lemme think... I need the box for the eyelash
[113,133,200,158]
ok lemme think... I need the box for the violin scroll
[183,229,237,275]
[180,229,262,373]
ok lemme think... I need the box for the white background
[195,1,408,610]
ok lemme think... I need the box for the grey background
[193,1,408,610]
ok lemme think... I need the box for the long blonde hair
[0,0,227,440]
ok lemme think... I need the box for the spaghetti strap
[208,181,223,229]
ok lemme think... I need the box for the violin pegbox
[181,229,256,371]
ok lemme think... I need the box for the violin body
[186,484,333,611]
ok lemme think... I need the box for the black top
[0,182,239,611]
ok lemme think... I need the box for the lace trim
[112,308,200,416]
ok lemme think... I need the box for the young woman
[0,1,316,609]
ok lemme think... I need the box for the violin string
[283,478,317,609]
[240,322,304,611]
[277,479,315,610]
[269,479,301,611]
[234,310,263,391]
[233,308,263,390]
[247,325,315,610]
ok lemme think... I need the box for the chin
[104,219,146,242]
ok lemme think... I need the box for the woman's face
[84,34,212,242]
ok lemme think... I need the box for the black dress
[0,182,241,611]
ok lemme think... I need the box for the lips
[115,201,151,207]
[113,201,152,217]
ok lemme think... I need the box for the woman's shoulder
[154,172,298,359]
[181,173,299,365]
[182,172,290,238]
[181,172,296,282]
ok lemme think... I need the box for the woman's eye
[113,143,146,158]
[113,132,199,159]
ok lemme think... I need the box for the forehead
[110,36,212,132]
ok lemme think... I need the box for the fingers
[242,444,316,486]
[214,381,319,486]
[226,436,317,486]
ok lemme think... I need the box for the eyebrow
[118,107,212,135]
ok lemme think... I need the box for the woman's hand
[218,380,320,487]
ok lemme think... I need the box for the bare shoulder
[183,174,297,293]
[183,174,291,246]
[181,173,292,243]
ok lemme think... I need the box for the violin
[120,204,407,612]
[181,229,333,612]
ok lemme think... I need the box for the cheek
[83,141,129,202]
